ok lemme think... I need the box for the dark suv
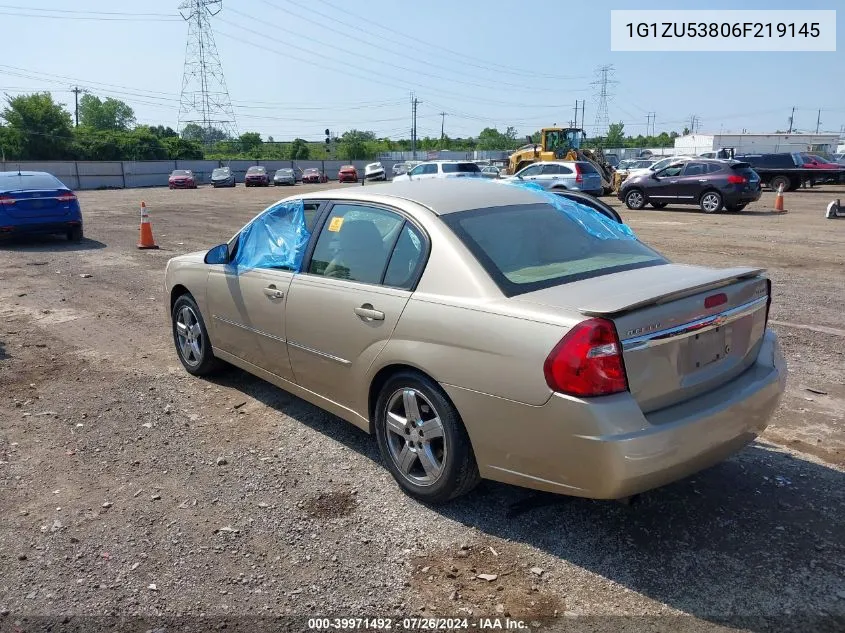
[619,159,761,213]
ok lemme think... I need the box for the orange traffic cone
[137,201,159,249]
[773,183,787,213]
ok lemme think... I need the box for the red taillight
[57,192,77,203]
[543,318,628,397]
[574,163,583,183]
[0,195,14,206]
[704,292,727,309]
[727,174,747,184]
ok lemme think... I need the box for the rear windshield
[0,172,65,191]
[171,170,191,176]
[212,168,229,176]
[443,203,666,296]
[442,162,481,173]
[575,162,598,173]
[276,169,293,174]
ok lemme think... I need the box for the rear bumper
[0,219,82,237]
[445,329,786,499]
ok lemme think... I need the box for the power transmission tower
[591,65,616,138]
[647,112,656,137]
[177,0,238,144]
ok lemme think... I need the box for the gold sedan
[165,180,786,504]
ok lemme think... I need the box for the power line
[177,0,238,142]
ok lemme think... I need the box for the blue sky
[1,0,843,141]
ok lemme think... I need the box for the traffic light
[325,129,330,145]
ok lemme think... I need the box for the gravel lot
[0,182,843,632]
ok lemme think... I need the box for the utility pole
[410,93,421,159]
[439,111,446,143]
[815,109,821,134]
[573,101,579,129]
[787,106,795,134]
[71,86,82,127]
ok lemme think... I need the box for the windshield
[442,162,481,173]
[276,169,292,175]
[171,170,191,176]
[543,129,582,152]
[212,168,229,177]
[649,157,678,171]
[443,203,666,296]
[247,167,265,174]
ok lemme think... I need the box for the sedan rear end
[0,171,83,241]
[338,166,358,183]
[169,170,196,189]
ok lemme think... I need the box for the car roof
[0,170,54,177]
[297,179,547,216]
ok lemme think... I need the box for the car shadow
[0,340,7,360]
[0,236,106,251]
[205,368,844,632]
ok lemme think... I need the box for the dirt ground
[0,182,843,632]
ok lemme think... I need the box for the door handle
[263,286,284,299]
[669,180,678,184]
[698,179,707,183]
[354,306,385,321]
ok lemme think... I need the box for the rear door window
[682,163,707,176]
[442,162,481,173]
[540,164,561,175]
[383,223,426,290]
[308,204,403,284]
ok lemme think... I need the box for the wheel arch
[368,362,451,435]
[170,284,193,312]
[697,186,721,202]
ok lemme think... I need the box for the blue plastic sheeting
[495,179,638,241]
[232,198,311,271]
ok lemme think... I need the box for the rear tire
[171,294,221,377]
[650,202,668,209]
[699,190,723,213]
[725,203,747,212]
[67,226,83,242]
[624,188,647,210]
[374,371,480,504]
[769,175,790,192]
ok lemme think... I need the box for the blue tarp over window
[232,198,310,271]
[495,179,638,241]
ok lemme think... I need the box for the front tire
[374,371,480,504]
[171,294,220,376]
[624,188,647,210]
[699,190,723,213]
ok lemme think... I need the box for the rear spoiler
[579,267,766,316]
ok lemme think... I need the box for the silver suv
[507,161,603,196]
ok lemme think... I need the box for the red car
[338,165,358,183]
[244,166,270,187]
[169,169,197,189]
[302,168,328,184]
[797,154,840,170]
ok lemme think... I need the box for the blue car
[0,171,83,242]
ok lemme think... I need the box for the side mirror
[204,243,230,265]
[651,172,659,179]
[516,174,523,180]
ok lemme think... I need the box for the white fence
[0,159,407,190]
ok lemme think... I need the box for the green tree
[338,129,376,160]
[180,123,226,144]
[289,138,310,160]
[238,132,263,156]
[476,127,509,151]
[1,92,74,160]
[0,124,22,160]
[78,94,135,131]
[605,122,625,147]
[162,136,204,159]
[149,125,178,138]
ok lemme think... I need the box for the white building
[673,133,840,156]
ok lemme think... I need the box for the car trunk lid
[515,263,770,413]
[0,189,75,219]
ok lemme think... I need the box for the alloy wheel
[384,388,447,486]
[175,305,203,367]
